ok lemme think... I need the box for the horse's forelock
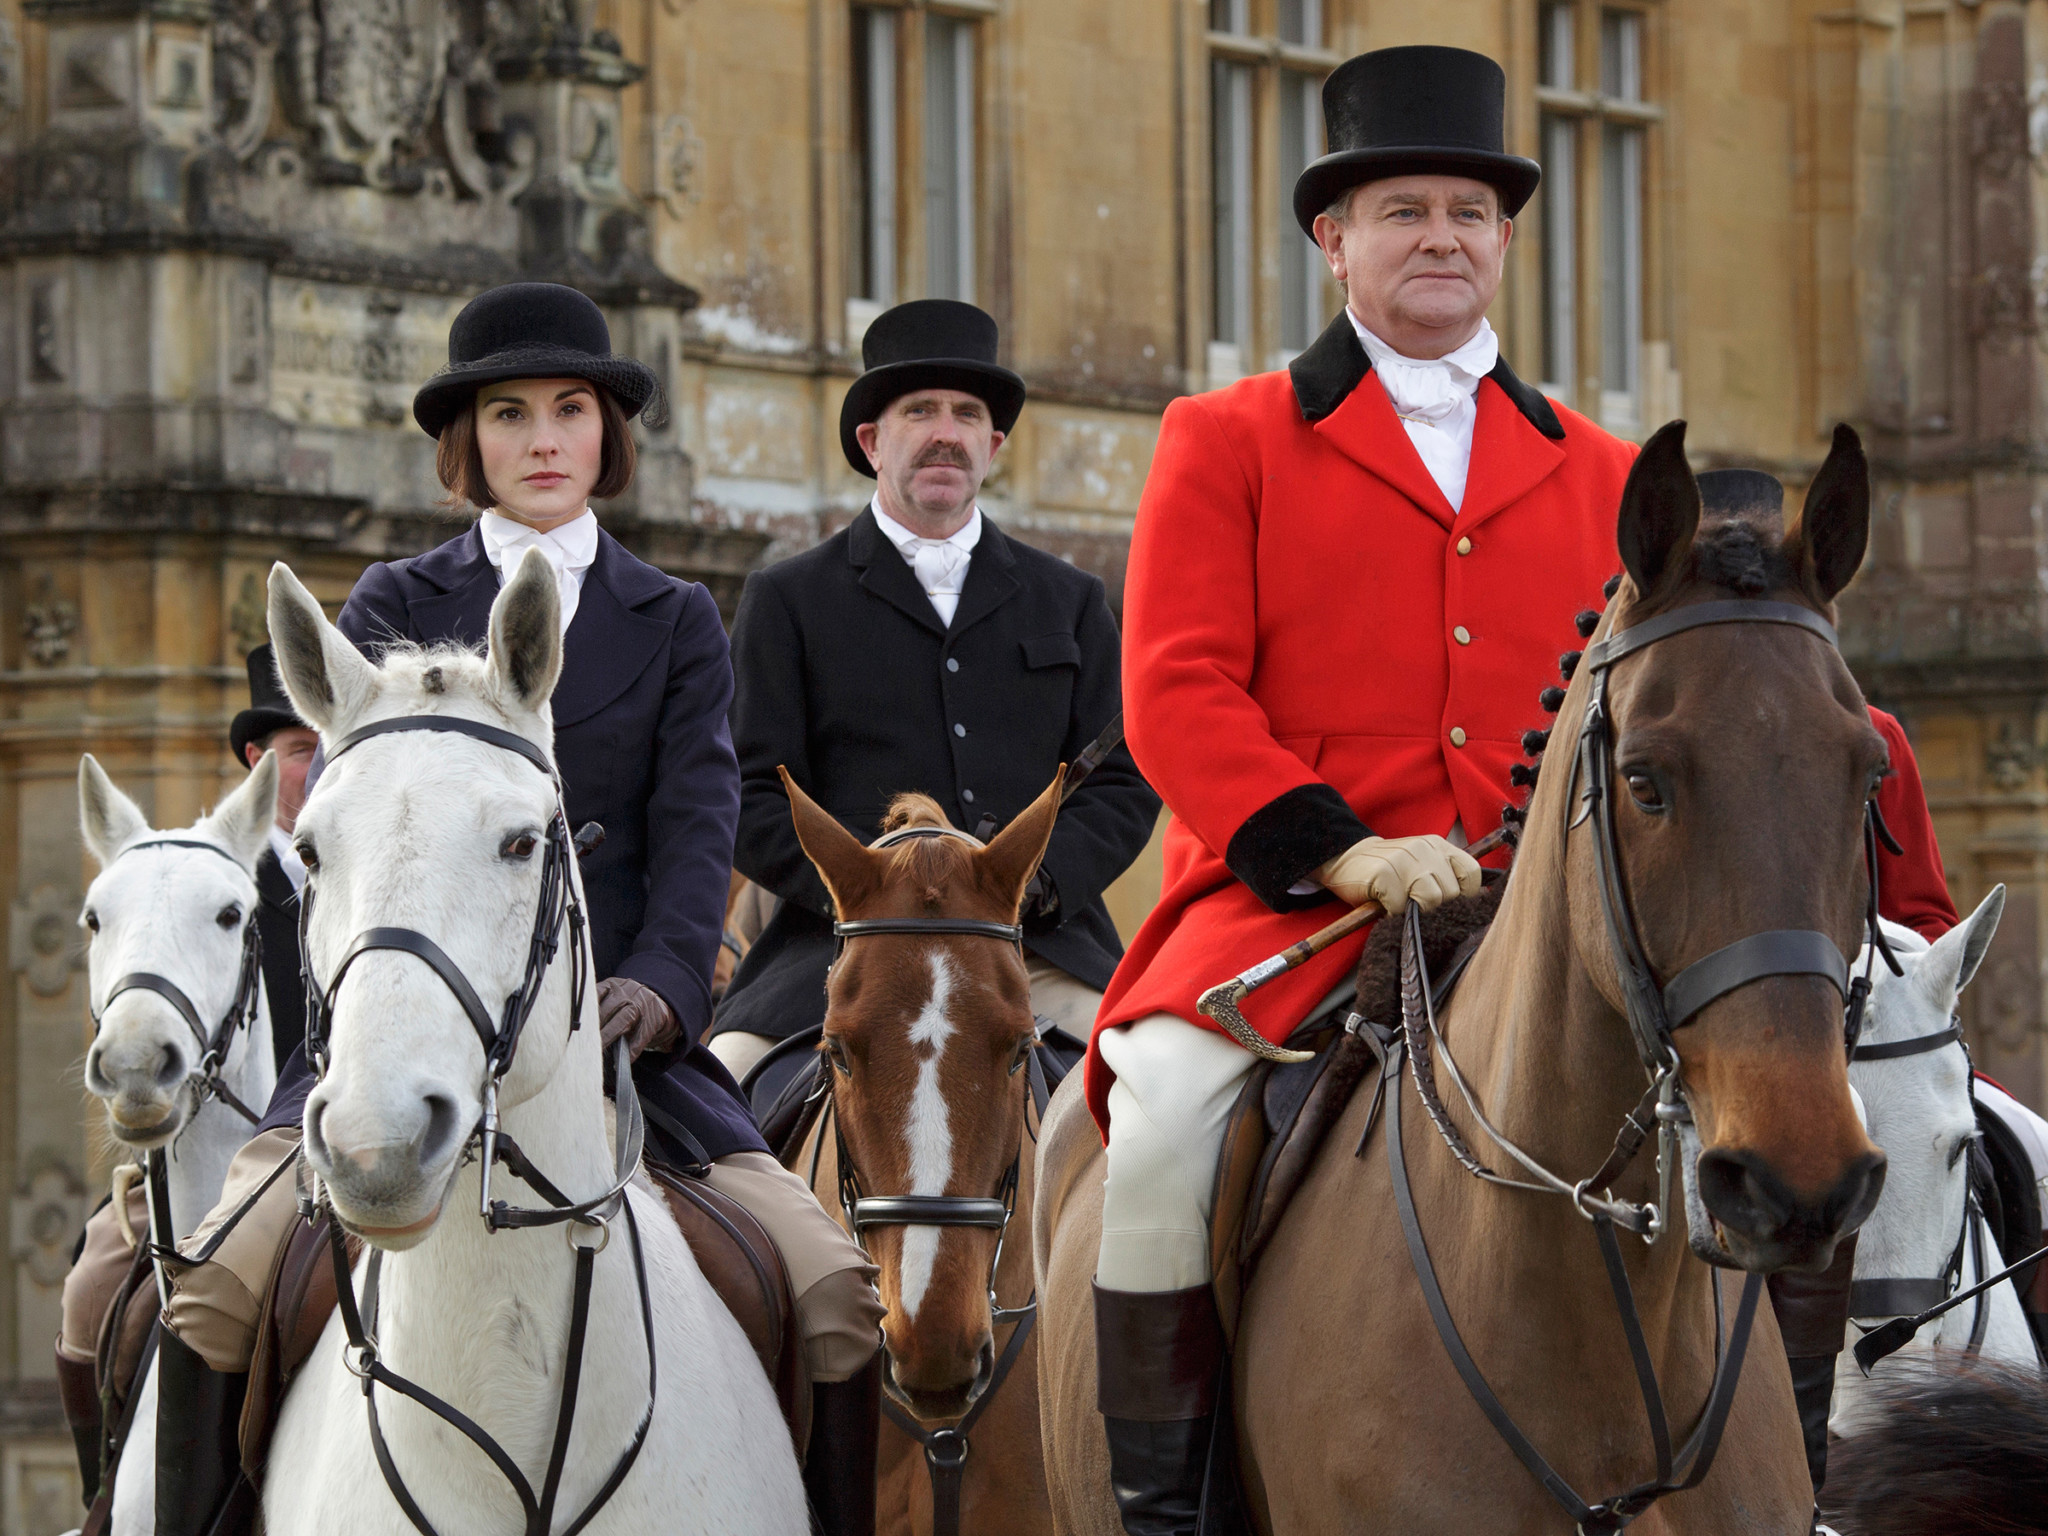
[876,795,978,904]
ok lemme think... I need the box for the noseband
[301,711,655,1536]
[90,837,266,1127]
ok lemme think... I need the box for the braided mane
[878,793,978,904]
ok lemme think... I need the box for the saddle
[237,1160,811,1485]
[1208,883,1503,1341]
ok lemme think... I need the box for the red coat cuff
[1224,784,1371,912]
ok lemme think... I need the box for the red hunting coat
[1085,316,1635,1132]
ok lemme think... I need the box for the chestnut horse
[1038,423,1888,1533]
[778,769,1063,1536]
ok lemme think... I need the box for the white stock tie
[478,510,598,634]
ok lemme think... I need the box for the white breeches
[1095,1014,1258,1293]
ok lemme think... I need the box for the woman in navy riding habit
[148,284,882,1536]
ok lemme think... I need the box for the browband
[117,837,251,872]
[849,1195,1011,1231]
[327,715,555,779]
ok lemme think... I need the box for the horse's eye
[1009,1035,1036,1075]
[82,909,99,934]
[501,831,540,860]
[295,840,319,872]
[1623,770,1665,811]
[216,905,242,931]
[824,1036,851,1077]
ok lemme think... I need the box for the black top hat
[1292,46,1543,235]
[411,282,662,439]
[229,644,308,765]
[838,300,1027,477]
[1696,468,1784,517]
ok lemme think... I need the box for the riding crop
[1852,1240,2048,1374]
[1197,825,1509,1063]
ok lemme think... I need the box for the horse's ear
[980,767,1066,916]
[78,754,149,867]
[1912,884,2005,1011]
[1951,884,2005,996]
[1615,420,1699,600]
[488,546,563,712]
[267,562,378,734]
[778,766,881,917]
[1791,423,1870,602]
[201,750,279,871]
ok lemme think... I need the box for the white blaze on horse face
[897,950,959,1322]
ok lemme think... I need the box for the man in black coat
[228,644,317,1070]
[710,300,1159,1077]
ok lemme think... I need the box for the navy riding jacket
[257,523,766,1162]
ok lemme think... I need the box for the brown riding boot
[54,1345,101,1508]
[804,1352,879,1536]
[1094,1283,1226,1536]
[1768,1233,1857,1506]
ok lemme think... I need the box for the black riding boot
[1785,1353,1836,1500]
[1768,1233,1856,1506]
[1095,1283,1226,1536]
[154,1330,249,1536]
[804,1351,880,1536]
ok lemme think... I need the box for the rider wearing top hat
[710,298,1158,1077]
[149,284,886,1536]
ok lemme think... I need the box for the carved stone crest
[1986,719,2039,793]
[20,574,78,667]
[284,0,449,187]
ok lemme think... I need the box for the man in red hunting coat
[1081,46,1636,1534]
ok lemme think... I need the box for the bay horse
[775,770,1061,1536]
[75,752,282,1535]
[1833,897,2042,1440]
[1039,422,1888,1533]
[259,553,805,1536]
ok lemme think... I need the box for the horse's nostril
[1827,1152,1887,1236]
[304,1098,331,1167]
[153,1045,185,1090]
[84,1048,112,1096]
[419,1095,462,1166]
[1696,1147,1794,1241]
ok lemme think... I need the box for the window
[850,7,898,311]
[1206,2,1335,381]
[924,14,977,303]
[1533,3,1659,431]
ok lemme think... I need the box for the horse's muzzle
[1687,1137,1886,1274]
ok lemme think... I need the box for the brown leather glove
[1315,834,1482,916]
[597,977,681,1059]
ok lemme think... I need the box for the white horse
[260,554,805,1536]
[77,751,282,1536]
[1833,890,2043,1438]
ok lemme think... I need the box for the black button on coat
[714,508,1160,1042]
[257,524,765,1162]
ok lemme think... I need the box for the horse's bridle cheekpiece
[301,711,654,1536]
[1362,593,1905,1536]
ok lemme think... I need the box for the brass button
[1456,536,1472,555]
[1449,727,1467,747]
[1453,625,1471,645]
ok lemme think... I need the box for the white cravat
[477,509,600,633]
[1348,311,1498,514]
[267,824,305,893]
[871,500,982,626]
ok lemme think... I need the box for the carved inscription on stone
[269,278,464,429]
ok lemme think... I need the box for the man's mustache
[913,445,974,470]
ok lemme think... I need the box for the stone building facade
[0,0,2040,1524]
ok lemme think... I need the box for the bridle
[88,834,269,1309]
[300,712,654,1536]
[1848,1016,1992,1352]
[819,820,1042,1536]
[1366,594,1902,1535]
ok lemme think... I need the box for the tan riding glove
[1315,835,1482,916]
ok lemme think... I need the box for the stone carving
[229,571,269,654]
[8,1151,86,1289]
[1972,80,2029,181]
[55,30,131,113]
[1983,952,2042,1055]
[20,576,77,667]
[440,29,537,200]
[215,0,282,161]
[1986,719,2038,792]
[0,13,21,124]
[9,884,80,999]
[648,113,702,217]
[283,0,449,188]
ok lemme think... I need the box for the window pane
[1278,70,1323,355]
[1278,0,1322,47]
[1601,121,1643,392]
[1540,2,1575,91]
[1210,0,1248,34]
[1600,9,1642,100]
[925,15,975,301]
[1541,113,1577,390]
[851,7,897,304]
[1211,58,1253,346]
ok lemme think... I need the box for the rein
[1370,594,1894,1534]
[301,713,652,1536]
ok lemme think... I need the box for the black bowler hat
[838,300,1027,478]
[228,644,308,765]
[1292,46,1543,235]
[1696,469,1784,516]
[411,282,661,439]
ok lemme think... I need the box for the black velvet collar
[1288,311,1565,441]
